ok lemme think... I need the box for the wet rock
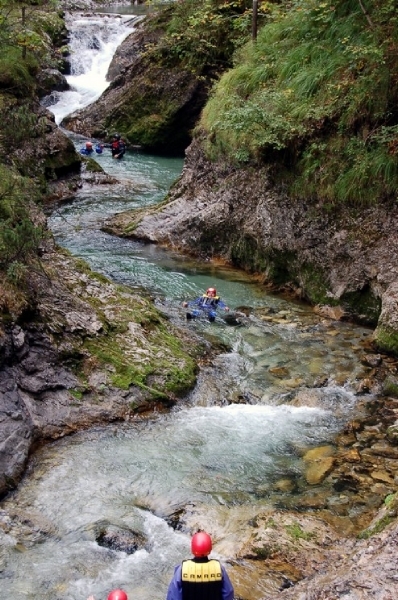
[273,479,297,493]
[37,68,69,97]
[288,389,325,408]
[370,470,395,485]
[381,374,398,397]
[386,421,398,444]
[269,366,290,378]
[0,508,57,547]
[164,507,187,530]
[234,306,253,316]
[332,473,361,493]
[238,510,343,583]
[361,353,383,368]
[368,442,398,459]
[274,521,398,600]
[336,448,361,463]
[303,446,335,462]
[313,305,346,321]
[97,526,146,554]
[305,457,335,485]
[90,520,148,554]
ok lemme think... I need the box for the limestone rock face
[0,249,198,499]
[272,521,398,600]
[104,138,398,351]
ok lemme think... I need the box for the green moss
[299,263,332,305]
[85,157,104,173]
[164,363,197,395]
[374,325,398,356]
[285,522,315,541]
[230,235,269,273]
[357,515,395,539]
[252,543,280,559]
[382,376,398,398]
[265,517,277,529]
[384,493,397,507]
[73,258,110,284]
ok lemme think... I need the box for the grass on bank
[0,164,46,296]
[201,0,398,206]
[0,1,66,96]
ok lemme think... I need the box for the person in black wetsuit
[110,133,126,159]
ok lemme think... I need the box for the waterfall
[45,13,138,124]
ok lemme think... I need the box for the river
[0,11,375,600]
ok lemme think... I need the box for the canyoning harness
[186,294,228,322]
[181,558,223,600]
[199,294,221,308]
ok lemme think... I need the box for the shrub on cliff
[0,165,45,291]
[0,0,66,95]
[145,0,266,75]
[201,0,398,206]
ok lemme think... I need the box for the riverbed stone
[95,522,148,554]
[303,446,335,462]
[386,421,398,444]
[370,470,395,485]
[305,457,335,485]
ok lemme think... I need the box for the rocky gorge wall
[0,243,201,499]
[104,137,398,355]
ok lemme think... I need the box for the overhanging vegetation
[201,0,398,206]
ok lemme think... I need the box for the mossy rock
[374,325,398,356]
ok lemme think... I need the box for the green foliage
[146,0,270,73]
[0,164,44,284]
[357,515,394,539]
[201,0,398,204]
[0,0,63,93]
[285,521,315,541]
[0,45,38,93]
[0,99,45,154]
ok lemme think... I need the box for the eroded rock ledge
[0,244,202,499]
[103,137,398,354]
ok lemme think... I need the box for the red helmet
[85,141,93,148]
[191,531,212,557]
[108,590,128,600]
[206,288,217,297]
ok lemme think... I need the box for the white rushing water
[48,13,137,124]
[0,404,343,600]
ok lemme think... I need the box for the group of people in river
[87,531,234,600]
[80,133,126,159]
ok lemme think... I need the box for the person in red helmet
[166,531,234,600]
[87,589,128,600]
[80,141,94,155]
[182,288,229,323]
